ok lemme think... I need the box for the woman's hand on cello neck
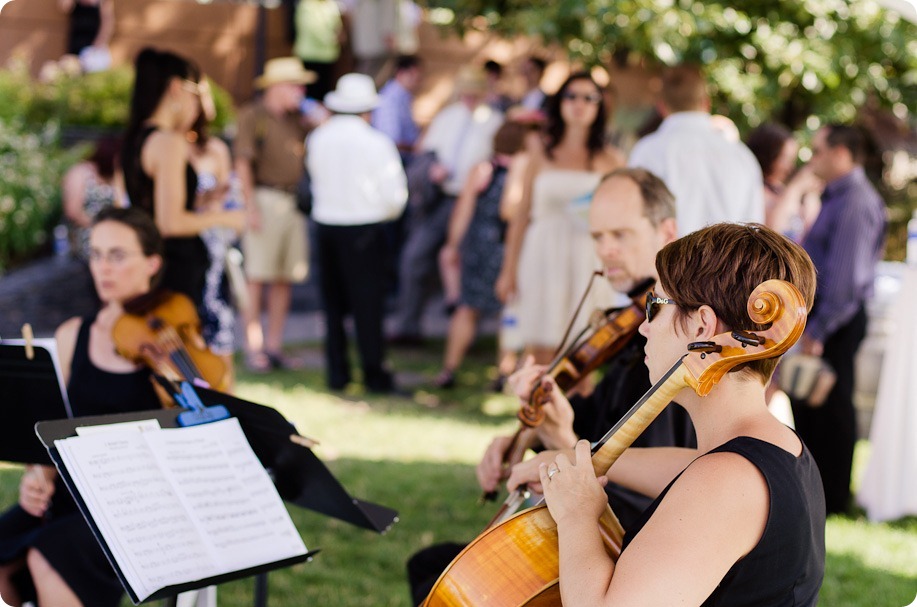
[540,440,609,526]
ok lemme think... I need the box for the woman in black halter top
[0,208,166,607]
[121,47,244,309]
[521,223,826,606]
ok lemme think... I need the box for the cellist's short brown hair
[656,223,816,383]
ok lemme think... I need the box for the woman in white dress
[496,72,624,364]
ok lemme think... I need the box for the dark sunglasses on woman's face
[645,291,676,323]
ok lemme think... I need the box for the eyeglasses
[645,291,676,323]
[561,91,602,105]
[88,249,144,265]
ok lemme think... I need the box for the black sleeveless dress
[0,313,161,606]
[622,436,826,606]
[124,126,210,307]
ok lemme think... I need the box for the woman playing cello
[526,223,825,605]
[0,208,166,607]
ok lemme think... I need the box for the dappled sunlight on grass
[480,393,522,417]
[234,379,518,466]
[826,515,917,578]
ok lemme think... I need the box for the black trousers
[316,221,393,391]
[791,305,868,515]
[406,542,465,606]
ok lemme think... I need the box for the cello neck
[590,356,689,476]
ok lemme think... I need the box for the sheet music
[56,418,307,601]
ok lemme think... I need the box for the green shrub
[0,58,237,270]
[0,59,235,134]
[0,120,86,273]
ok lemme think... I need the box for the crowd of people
[0,1,899,604]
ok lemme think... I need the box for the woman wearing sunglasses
[496,72,624,366]
[515,223,825,606]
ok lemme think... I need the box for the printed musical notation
[55,418,307,602]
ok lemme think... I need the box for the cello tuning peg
[687,341,723,354]
[731,330,765,347]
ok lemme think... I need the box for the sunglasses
[645,291,676,323]
[561,91,602,104]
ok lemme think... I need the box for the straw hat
[323,73,379,114]
[254,57,317,89]
[454,67,488,95]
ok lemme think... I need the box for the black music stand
[0,340,72,465]
[35,386,398,606]
[36,408,317,605]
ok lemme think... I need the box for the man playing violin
[481,167,696,527]
[407,168,696,604]
[0,208,165,607]
[532,223,825,605]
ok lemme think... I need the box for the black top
[67,312,163,416]
[570,331,696,530]
[123,126,209,307]
[622,436,826,606]
[66,2,101,56]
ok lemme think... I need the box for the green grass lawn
[2,338,914,606]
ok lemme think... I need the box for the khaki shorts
[242,187,309,282]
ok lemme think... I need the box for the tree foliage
[430,0,916,134]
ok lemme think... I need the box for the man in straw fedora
[307,73,408,393]
[233,57,317,372]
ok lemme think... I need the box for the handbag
[778,353,837,407]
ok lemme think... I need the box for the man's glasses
[561,91,602,105]
[88,249,143,265]
[645,291,676,323]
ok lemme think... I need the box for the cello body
[423,504,623,607]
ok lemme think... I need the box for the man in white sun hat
[307,73,408,393]
[234,57,317,372]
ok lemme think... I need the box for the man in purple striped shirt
[792,123,886,515]
[371,55,422,163]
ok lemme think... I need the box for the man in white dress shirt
[628,64,764,236]
[389,67,504,343]
[308,73,408,393]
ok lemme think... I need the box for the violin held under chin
[112,289,231,395]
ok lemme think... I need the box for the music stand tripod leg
[254,572,269,607]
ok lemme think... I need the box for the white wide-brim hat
[324,73,379,114]
[255,57,317,89]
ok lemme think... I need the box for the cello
[112,289,232,394]
[423,279,808,607]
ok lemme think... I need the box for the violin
[482,278,655,512]
[423,279,808,607]
[112,289,231,394]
